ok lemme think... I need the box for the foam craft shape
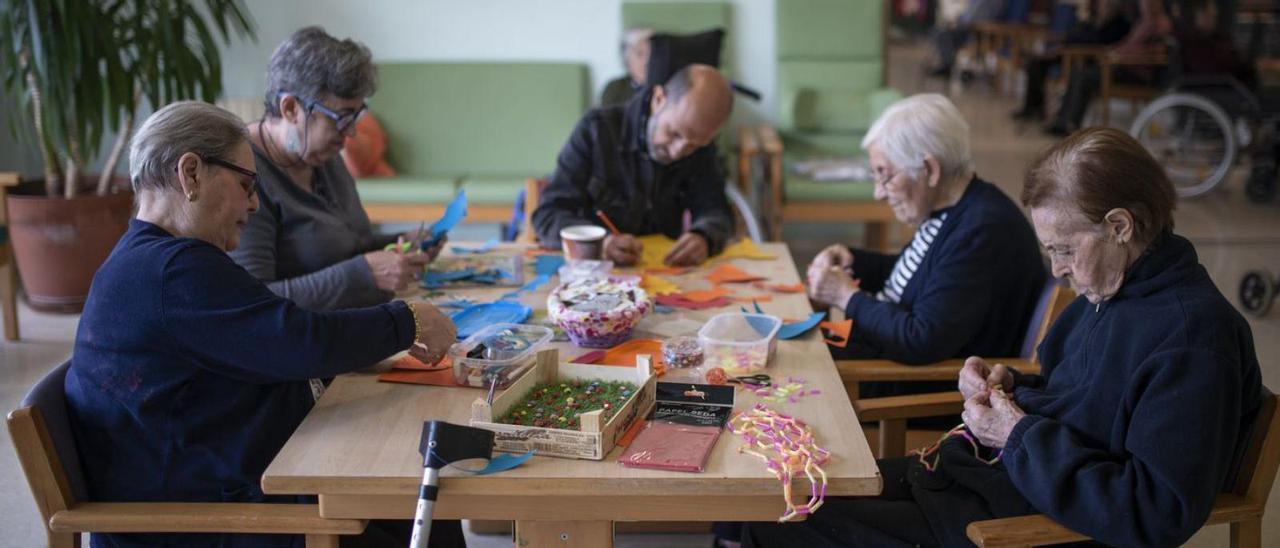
[775,312,826,340]
[423,190,468,248]
[680,286,731,302]
[534,254,567,276]
[719,239,775,260]
[439,449,536,475]
[452,237,498,254]
[572,339,666,368]
[819,319,853,348]
[707,264,766,284]
[634,236,776,269]
[641,274,681,296]
[655,295,732,310]
[450,301,532,339]
[768,283,805,293]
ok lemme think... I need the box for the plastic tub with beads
[449,323,554,388]
[697,313,782,374]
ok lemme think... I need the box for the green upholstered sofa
[752,0,904,248]
[356,62,589,224]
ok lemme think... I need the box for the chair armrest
[837,358,1036,383]
[966,514,1088,547]
[854,392,965,422]
[737,126,760,157]
[757,125,782,157]
[0,173,19,187]
[50,502,367,535]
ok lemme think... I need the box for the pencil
[595,210,622,235]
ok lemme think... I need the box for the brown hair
[1022,127,1176,245]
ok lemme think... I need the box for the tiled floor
[3,39,1279,547]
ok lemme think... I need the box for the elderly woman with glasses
[744,128,1262,548]
[64,101,463,548]
[230,26,442,312]
[804,94,1045,391]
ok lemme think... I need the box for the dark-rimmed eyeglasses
[203,157,259,199]
[304,97,367,135]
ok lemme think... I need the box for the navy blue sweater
[843,178,1046,364]
[65,220,416,548]
[915,233,1262,547]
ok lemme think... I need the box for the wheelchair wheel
[1130,93,1237,198]
[1239,270,1275,317]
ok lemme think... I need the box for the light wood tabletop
[261,242,880,545]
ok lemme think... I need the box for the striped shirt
[877,212,950,304]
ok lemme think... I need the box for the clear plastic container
[558,259,614,284]
[450,323,554,388]
[697,313,782,374]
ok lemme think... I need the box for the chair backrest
[7,360,88,527]
[1231,387,1280,503]
[1019,280,1076,361]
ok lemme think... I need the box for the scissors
[728,374,772,387]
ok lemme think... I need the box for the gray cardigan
[229,144,397,311]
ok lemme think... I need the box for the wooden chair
[7,361,366,548]
[1,171,20,341]
[840,281,1077,458]
[1057,45,1168,127]
[966,387,1280,547]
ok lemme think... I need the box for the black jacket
[532,88,732,254]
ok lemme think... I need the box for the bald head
[646,64,733,164]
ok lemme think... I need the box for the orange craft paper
[731,295,774,303]
[820,319,853,348]
[644,266,691,276]
[680,286,732,302]
[768,283,805,293]
[573,339,667,375]
[706,263,766,284]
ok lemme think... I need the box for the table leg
[515,520,613,547]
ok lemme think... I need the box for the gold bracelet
[407,302,422,345]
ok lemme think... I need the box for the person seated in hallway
[64,101,463,548]
[1010,0,1134,122]
[533,64,735,267]
[805,94,1046,386]
[926,0,1006,78]
[600,27,654,107]
[745,127,1263,548]
[230,26,443,312]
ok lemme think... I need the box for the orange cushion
[341,113,396,178]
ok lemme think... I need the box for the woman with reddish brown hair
[743,127,1262,547]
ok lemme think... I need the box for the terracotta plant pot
[6,179,133,313]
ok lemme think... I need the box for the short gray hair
[129,101,247,193]
[263,26,377,117]
[861,93,974,181]
[620,27,654,56]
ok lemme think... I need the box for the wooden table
[262,243,880,546]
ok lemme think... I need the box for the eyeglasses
[303,97,367,135]
[202,157,259,199]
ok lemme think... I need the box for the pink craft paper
[618,421,722,472]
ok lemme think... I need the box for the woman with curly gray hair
[231,26,443,312]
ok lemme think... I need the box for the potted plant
[1,0,255,311]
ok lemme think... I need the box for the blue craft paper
[533,255,567,276]
[776,312,825,339]
[421,267,477,288]
[433,449,535,475]
[422,191,468,249]
[451,301,532,339]
[500,273,551,300]
[452,237,498,254]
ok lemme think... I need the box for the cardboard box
[470,348,657,460]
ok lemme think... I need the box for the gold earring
[187,191,197,202]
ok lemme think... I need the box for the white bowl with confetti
[698,313,781,374]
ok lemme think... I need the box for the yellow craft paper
[719,239,775,261]
[641,274,681,296]
[633,234,775,269]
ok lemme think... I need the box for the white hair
[621,27,654,55]
[129,101,247,193]
[861,93,973,181]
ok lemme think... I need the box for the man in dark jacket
[533,64,734,266]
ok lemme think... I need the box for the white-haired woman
[64,101,463,548]
[806,93,1045,372]
[230,26,442,312]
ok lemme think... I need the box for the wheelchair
[1129,74,1280,201]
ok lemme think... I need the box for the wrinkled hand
[811,244,854,273]
[958,356,1014,400]
[604,233,643,266]
[407,302,456,365]
[365,250,431,292]
[665,232,709,266]
[806,264,859,308]
[962,389,1026,449]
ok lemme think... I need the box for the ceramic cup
[560,225,607,260]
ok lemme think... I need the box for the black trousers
[340,519,464,548]
[740,458,939,548]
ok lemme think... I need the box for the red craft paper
[618,421,722,472]
[819,319,853,348]
[654,295,733,310]
[706,264,766,284]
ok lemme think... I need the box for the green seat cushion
[784,176,877,202]
[458,176,529,204]
[786,88,903,132]
[356,176,459,203]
